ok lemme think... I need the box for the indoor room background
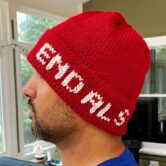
[0,0,166,165]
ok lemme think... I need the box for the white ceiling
[64,0,90,5]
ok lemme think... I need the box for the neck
[55,126,125,166]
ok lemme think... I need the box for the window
[141,40,166,134]
[151,46,166,126]
[16,10,65,154]
[0,0,81,159]
[17,11,61,44]
[139,37,166,144]
[17,11,63,145]
[124,38,166,149]
[142,46,166,94]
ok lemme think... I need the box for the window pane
[142,46,166,94]
[158,98,166,122]
[17,11,61,43]
[156,47,166,94]
[0,49,5,153]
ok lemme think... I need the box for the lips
[28,110,35,119]
[28,104,33,111]
[27,99,35,119]
[28,104,35,119]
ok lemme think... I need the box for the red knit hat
[27,10,151,135]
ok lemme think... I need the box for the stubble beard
[29,99,79,146]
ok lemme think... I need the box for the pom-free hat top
[27,10,151,135]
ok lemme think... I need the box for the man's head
[23,72,87,145]
[23,10,150,142]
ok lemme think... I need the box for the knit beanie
[27,10,151,136]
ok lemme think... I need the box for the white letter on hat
[36,43,56,65]
[114,109,130,126]
[62,71,85,93]
[97,103,111,122]
[81,91,104,114]
[46,54,69,79]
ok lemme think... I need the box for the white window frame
[0,0,19,157]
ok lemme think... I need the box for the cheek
[35,83,59,116]
[34,94,60,126]
[34,96,55,119]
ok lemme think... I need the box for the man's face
[23,72,80,144]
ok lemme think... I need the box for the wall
[84,0,166,37]
[6,0,82,18]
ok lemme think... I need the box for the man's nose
[22,78,36,99]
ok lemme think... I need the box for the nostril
[22,86,36,99]
[24,93,29,98]
[22,85,31,98]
